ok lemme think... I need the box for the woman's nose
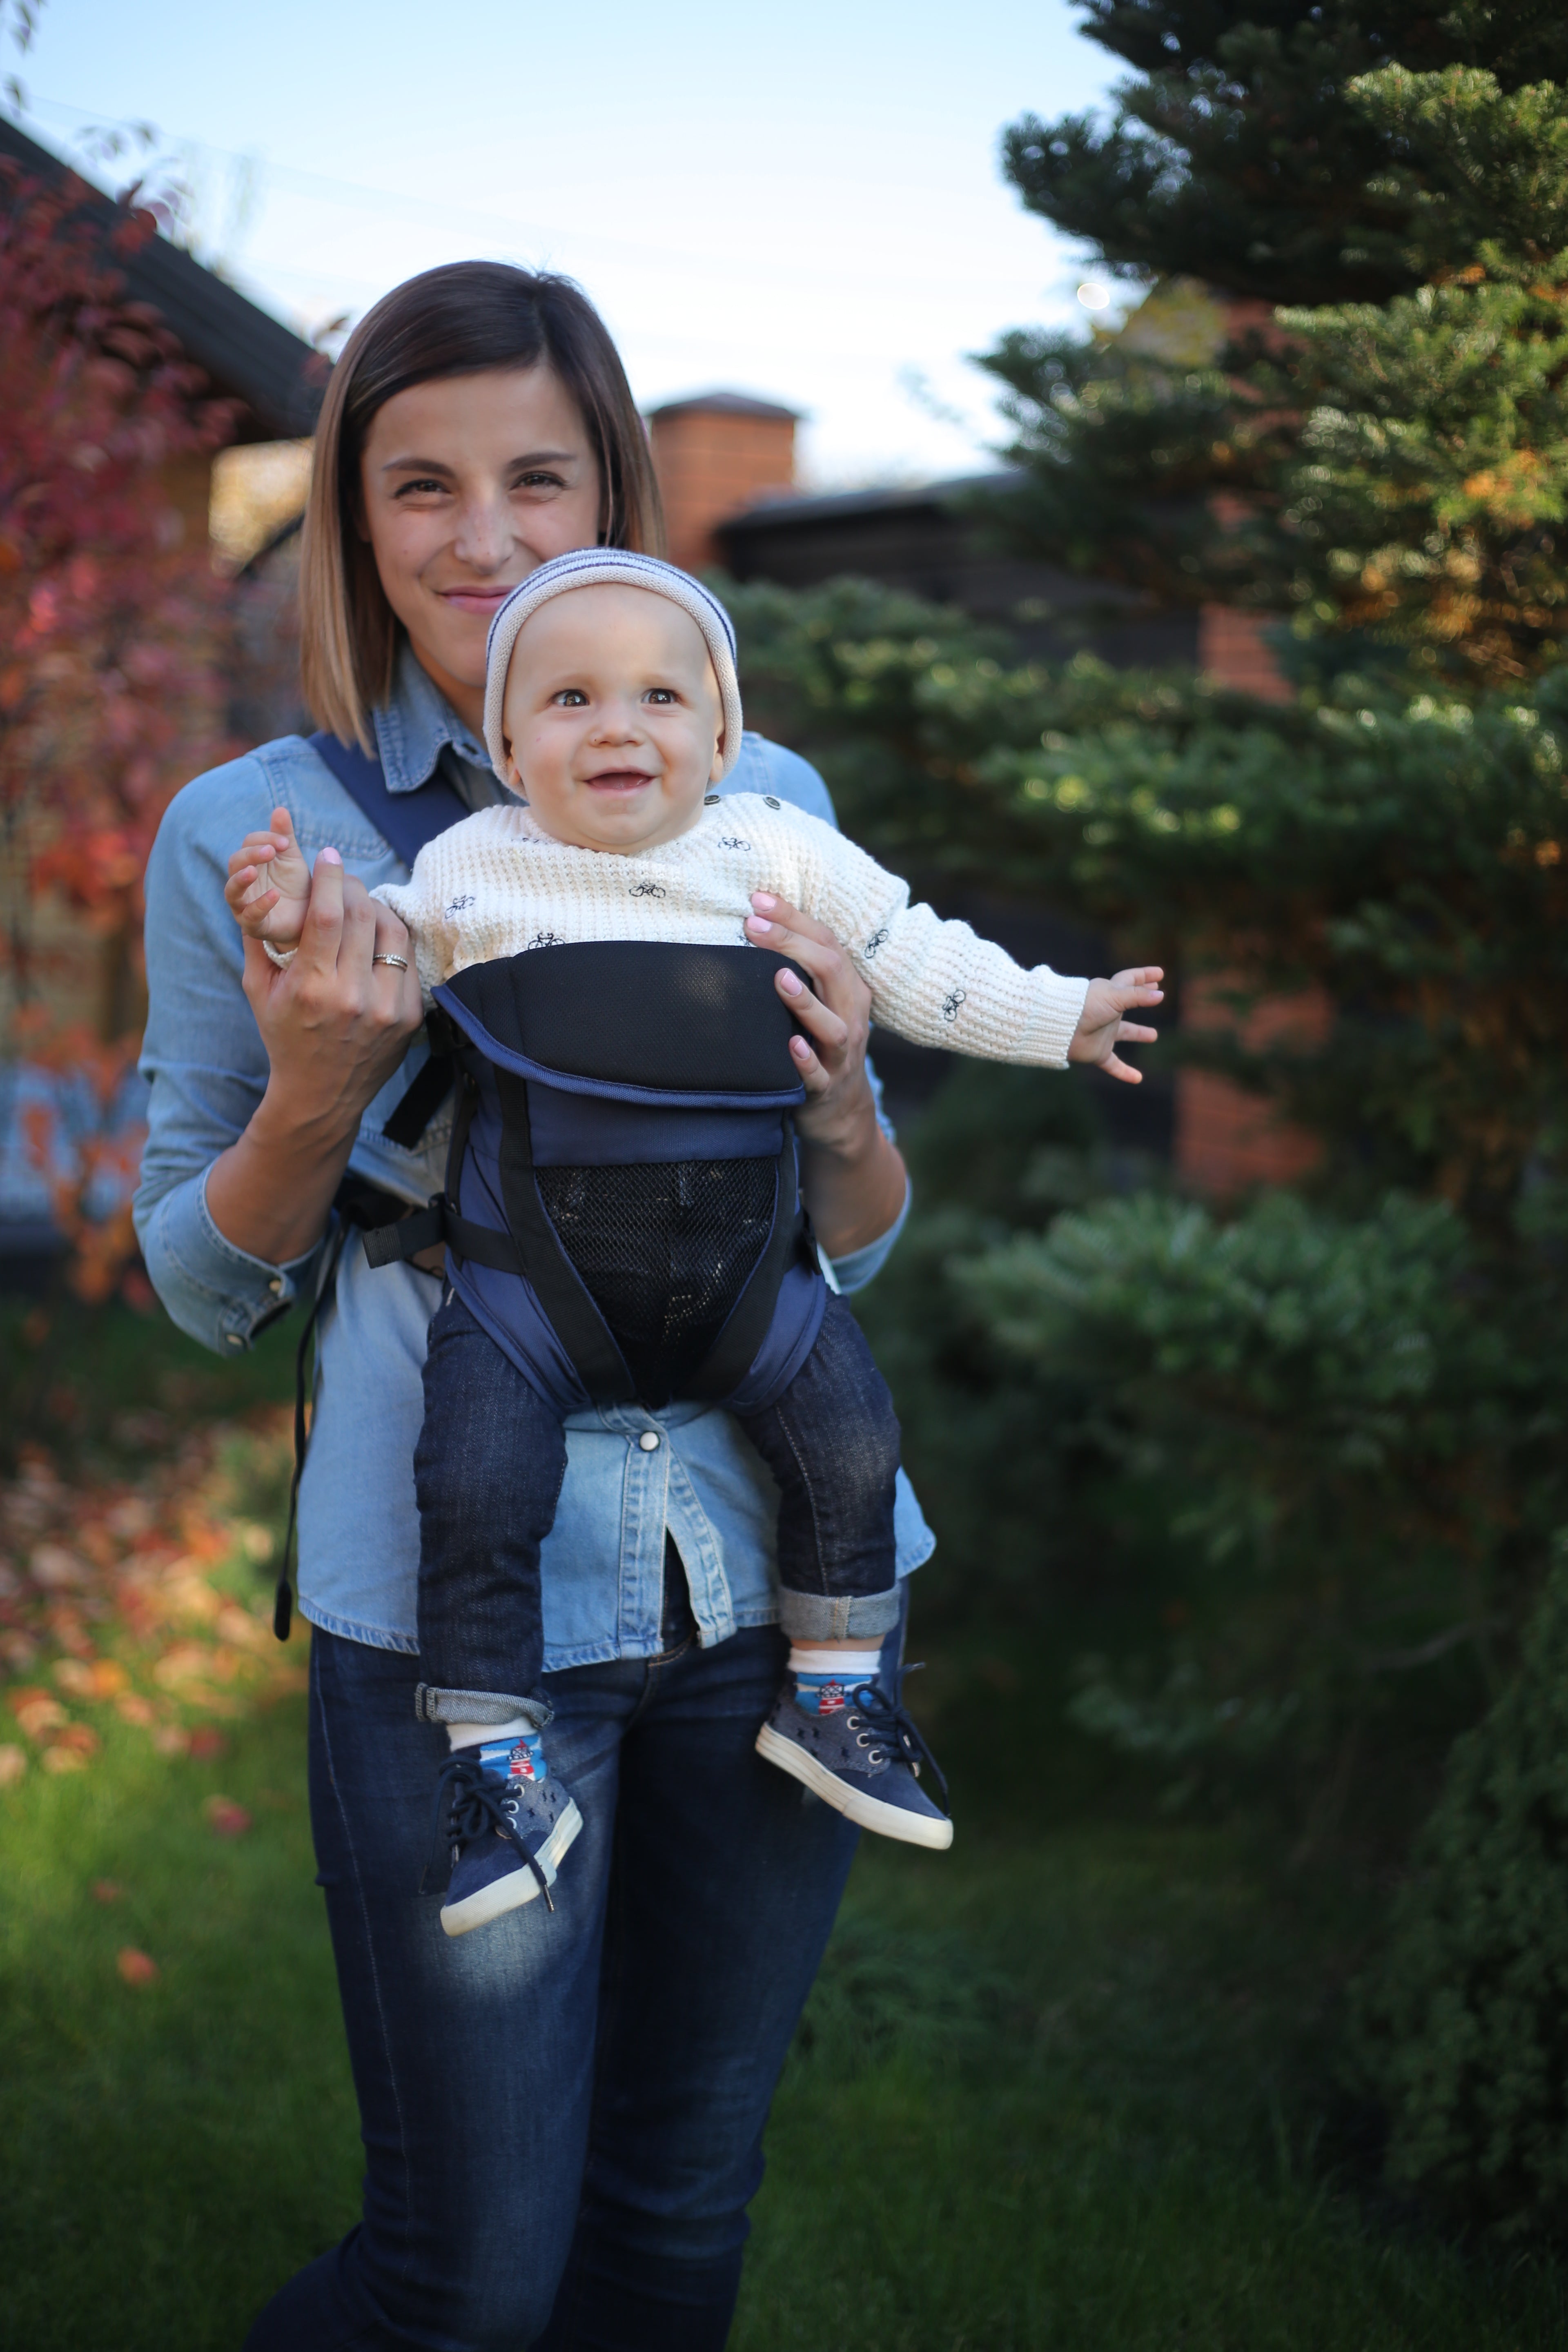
[452,490,513,571]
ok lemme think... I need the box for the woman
[134,261,930,2351]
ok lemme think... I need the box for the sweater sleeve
[373,842,450,1002]
[803,820,1090,1067]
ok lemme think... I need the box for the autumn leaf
[202,1795,252,1838]
[9,1688,66,1740]
[53,1657,127,1699]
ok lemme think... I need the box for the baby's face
[500,584,725,853]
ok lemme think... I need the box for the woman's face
[358,365,602,719]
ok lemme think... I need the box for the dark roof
[0,115,322,440]
[717,469,1022,534]
[646,389,802,425]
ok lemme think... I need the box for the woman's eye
[513,472,567,492]
[394,477,447,499]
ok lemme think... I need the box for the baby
[229,550,1160,1938]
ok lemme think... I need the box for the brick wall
[1176,603,1322,1196]
[1196,605,1292,704]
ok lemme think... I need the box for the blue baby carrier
[365,938,829,1419]
[273,735,828,1637]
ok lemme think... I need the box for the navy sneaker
[756,1671,953,1849]
[432,1736,583,1938]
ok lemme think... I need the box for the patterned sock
[478,1728,549,1787]
[788,1646,882,1715]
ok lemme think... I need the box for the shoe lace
[424,1755,555,1913]
[846,1670,949,1810]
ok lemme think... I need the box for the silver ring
[373,952,409,970]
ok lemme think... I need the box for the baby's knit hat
[483,548,744,785]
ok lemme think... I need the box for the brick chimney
[646,392,800,573]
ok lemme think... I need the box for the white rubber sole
[755,1724,953,1849]
[440,1797,584,1938]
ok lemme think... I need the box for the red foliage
[0,157,243,1296]
[0,156,238,971]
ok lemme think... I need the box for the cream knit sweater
[375,793,1089,1067]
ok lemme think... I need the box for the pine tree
[1005,2,1568,305]
[983,11,1568,681]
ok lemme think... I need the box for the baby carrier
[363,939,829,1420]
[271,734,828,1637]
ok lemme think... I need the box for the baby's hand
[1068,966,1164,1084]
[225,808,313,948]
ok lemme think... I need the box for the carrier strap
[360,1194,524,1276]
[381,1050,455,1149]
[307,732,468,870]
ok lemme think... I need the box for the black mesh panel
[535,1157,777,1407]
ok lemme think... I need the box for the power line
[29,93,1061,304]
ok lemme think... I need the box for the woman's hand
[744,890,908,1259]
[206,849,424,1267]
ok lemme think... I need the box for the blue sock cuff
[793,1668,865,1715]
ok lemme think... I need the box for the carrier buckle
[363,1196,449,1269]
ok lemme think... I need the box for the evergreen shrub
[1353,1535,1568,2235]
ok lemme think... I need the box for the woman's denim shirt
[134,653,932,1665]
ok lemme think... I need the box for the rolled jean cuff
[414,1684,552,1731]
[775,1588,902,1641]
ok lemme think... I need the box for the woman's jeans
[415,1289,903,1731]
[243,1579,881,2352]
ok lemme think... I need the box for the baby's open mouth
[585,769,656,792]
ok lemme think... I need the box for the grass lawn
[2,1307,1564,2347]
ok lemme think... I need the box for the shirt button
[268,1277,285,1296]
[638,1431,661,1452]
[225,1332,244,1349]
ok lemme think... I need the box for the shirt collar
[372,640,491,796]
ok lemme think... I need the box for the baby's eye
[552,688,588,706]
[644,687,676,705]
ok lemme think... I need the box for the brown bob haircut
[299,261,666,750]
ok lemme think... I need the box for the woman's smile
[437,583,517,615]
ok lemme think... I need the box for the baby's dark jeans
[413,1287,902,1731]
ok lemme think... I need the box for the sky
[11,0,1126,487]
